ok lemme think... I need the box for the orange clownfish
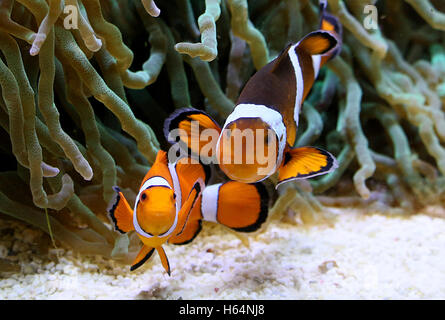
[108,150,269,274]
[164,2,341,187]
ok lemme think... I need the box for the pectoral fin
[108,186,134,234]
[277,147,338,188]
[175,180,203,237]
[130,245,155,271]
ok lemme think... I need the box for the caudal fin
[201,181,269,232]
[163,108,222,158]
[108,186,134,234]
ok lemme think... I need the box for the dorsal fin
[139,150,173,190]
[270,43,293,74]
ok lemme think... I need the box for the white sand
[1,208,445,300]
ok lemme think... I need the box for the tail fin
[108,186,134,234]
[163,108,222,158]
[201,181,269,232]
[318,0,342,60]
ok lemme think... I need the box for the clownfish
[163,2,341,187]
[108,150,269,274]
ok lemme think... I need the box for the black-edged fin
[175,181,202,236]
[107,186,134,234]
[297,31,338,56]
[208,181,269,233]
[234,182,269,232]
[163,108,222,158]
[130,245,155,271]
[277,146,338,188]
[270,43,293,74]
[169,220,202,245]
[156,246,171,276]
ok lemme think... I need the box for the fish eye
[141,193,147,201]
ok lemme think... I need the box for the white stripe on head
[133,176,178,239]
[168,162,182,209]
[288,44,304,127]
[218,103,287,173]
[201,183,222,223]
[134,176,171,216]
[312,54,321,79]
